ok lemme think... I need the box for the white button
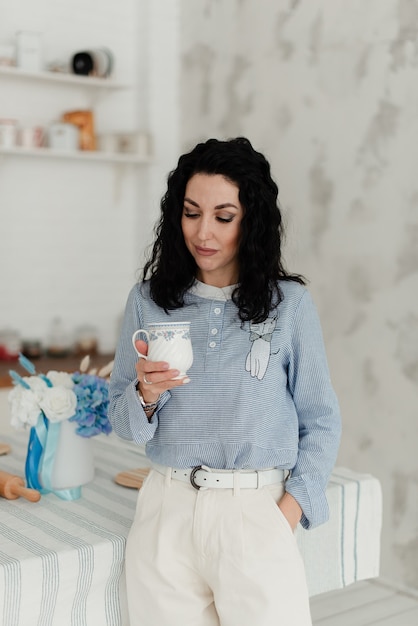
[211,328,218,335]
[209,341,216,348]
[214,307,221,314]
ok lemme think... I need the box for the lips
[195,246,218,256]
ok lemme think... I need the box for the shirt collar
[189,280,237,301]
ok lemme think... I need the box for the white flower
[8,385,42,428]
[46,371,74,389]
[26,376,48,400]
[40,386,77,423]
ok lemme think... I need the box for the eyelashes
[183,212,234,223]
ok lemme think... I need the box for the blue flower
[68,372,111,438]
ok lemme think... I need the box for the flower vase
[50,419,95,490]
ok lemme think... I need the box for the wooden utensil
[0,470,41,502]
[114,467,150,489]
[0,443,11,456]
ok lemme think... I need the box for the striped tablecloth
[0,432,382,626]
[297,467,382,596]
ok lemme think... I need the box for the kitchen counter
[0,353,114,388]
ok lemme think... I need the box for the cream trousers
[125,467,312,626]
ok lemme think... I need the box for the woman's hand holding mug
[132,322,193,403]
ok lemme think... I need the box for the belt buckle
[190,465,203,490]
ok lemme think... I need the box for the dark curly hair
[142,137,305,323]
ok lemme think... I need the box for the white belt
[152,463,288,490]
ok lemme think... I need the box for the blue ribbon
[25,416,82,500]
[25,414,48,492]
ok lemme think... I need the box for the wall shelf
[0,145,150,164]
[0,65,129,89]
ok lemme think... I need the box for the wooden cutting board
[114,467,150,489]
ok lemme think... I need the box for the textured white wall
[179,0,418,593]
[0,0,180,354]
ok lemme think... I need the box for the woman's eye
[183,210,234,223]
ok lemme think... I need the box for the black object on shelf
[72,52,94,76]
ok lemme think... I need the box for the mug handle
[131,329,150,359]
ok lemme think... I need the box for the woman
[109,137,341,626]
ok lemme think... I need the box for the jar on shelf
[0,119,18,148]
[0,328,21,360]
[21,339,43,359]
[47,122,79,151]
[74,325,98,356]
[46,317,71,358]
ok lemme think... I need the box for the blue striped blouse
[108,279,342,529]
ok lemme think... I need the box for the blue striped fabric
[0,432,381,618]
[0,431,138,626]
[295,467,382,596]
[0,543,21,626]
[109,279,342,529]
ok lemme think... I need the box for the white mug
[18,126,44,148]
[47,122,79,151]
[0,119,17,148]
[132,322,193,379]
